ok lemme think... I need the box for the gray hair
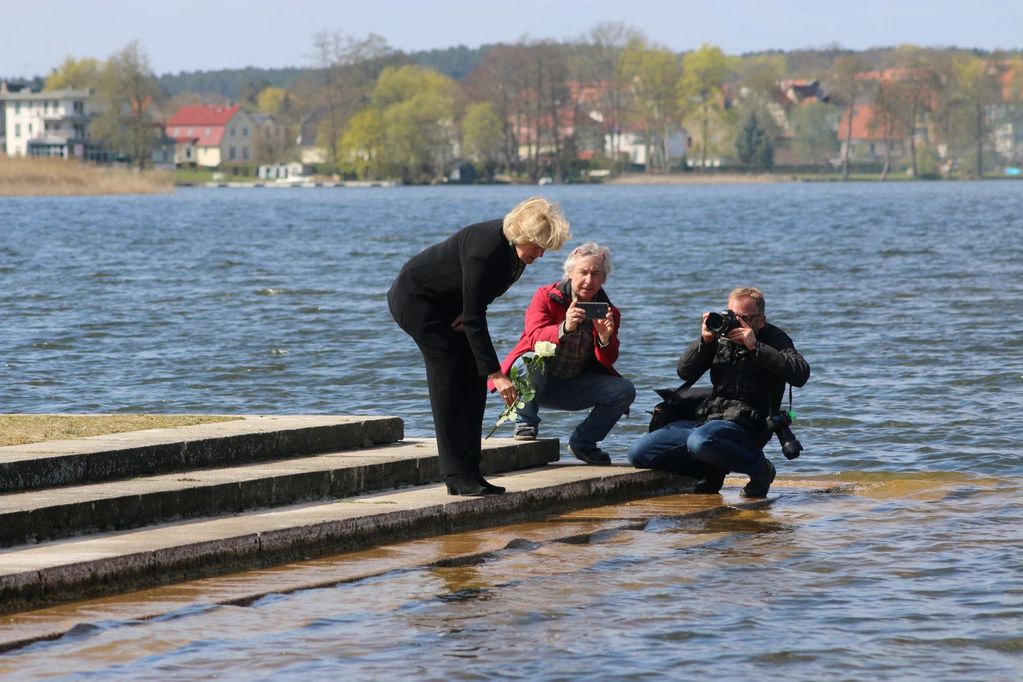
[562,242,613,283]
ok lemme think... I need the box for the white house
[165,104,254,167]
[608,125,688,169]
[1,86,107,159]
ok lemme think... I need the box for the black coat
[387,219,520,376]
[677,322,810,445]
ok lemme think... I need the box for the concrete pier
[0,416,696,616]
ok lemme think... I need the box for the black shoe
[568,443,612,466]
[693,465,728,494]
[741,459,776,498]
[445,473,506,496]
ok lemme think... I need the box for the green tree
[255,86,288,115]
[339,108,385,178]
[680,44,732,170]
[367,65,458,182]
[620,38,683,172]
[461,101,502,170]
[735,112,773,171]
[791,101,838,171]
[91,41,163,171]
[45,56,103,91]
[735,54,785,101]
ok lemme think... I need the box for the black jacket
[677,322,810,445]
[387,220,520,375]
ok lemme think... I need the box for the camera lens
[705,312,724,333]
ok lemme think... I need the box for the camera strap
[767,383,794,419]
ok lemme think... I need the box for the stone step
[0,437,559,547]
[0,415,403,493]
[0,463,694,615]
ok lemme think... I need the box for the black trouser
[416,335,487,477]
[390,293,487,478]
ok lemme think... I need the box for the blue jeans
[516,356,635,451]
[628,418,766,477]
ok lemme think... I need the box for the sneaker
[569,443,612,466]
[513,423,538,441]
[741,459,776,498]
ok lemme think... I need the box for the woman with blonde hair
[388,197,571,496]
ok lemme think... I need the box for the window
[14,123,20,138]
[230,127,236,136]
[229,146,236,160]
[242,127,249,137]
[73,101,84,114]
[14,102,19,114]
[242,146,249,160]
[28,123,33,135]
[206,127,212,137]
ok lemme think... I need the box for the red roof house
[166,104,255,167]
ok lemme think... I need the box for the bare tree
[464,44,532,175]
[583,22,643,173]
[92,41,164,171]
[870,79,908,180]
[953,55,1001,177]
[893,47,937,177]
[309,32,397,167]
[831,54,867,180]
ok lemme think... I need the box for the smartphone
[577,301,609,319]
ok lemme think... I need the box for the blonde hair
[562,242,613,283]
[502,196,571,251]
[728,286,766,314]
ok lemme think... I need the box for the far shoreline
[605,172,786,185]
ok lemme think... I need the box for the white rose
[533,341,557,358]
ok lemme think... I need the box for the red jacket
[492,281,622,389]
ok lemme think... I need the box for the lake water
[1,183,1022,679]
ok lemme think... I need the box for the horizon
[1,0,1021,79]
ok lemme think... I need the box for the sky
[2,0,1020,78]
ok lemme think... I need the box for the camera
[767,411,803,460]
[578,301,609,319]
[705,309,739,336]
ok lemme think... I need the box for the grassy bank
[0,414,239,447]
[0,157,174,196]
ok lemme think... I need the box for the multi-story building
[1,86,108,160]
[166,104,254,167]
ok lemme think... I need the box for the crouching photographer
[628,287,810,497]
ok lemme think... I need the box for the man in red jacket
[498,242,635,464]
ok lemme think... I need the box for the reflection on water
[2,475,1021,680]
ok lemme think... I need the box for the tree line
[40,26,1023,181]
